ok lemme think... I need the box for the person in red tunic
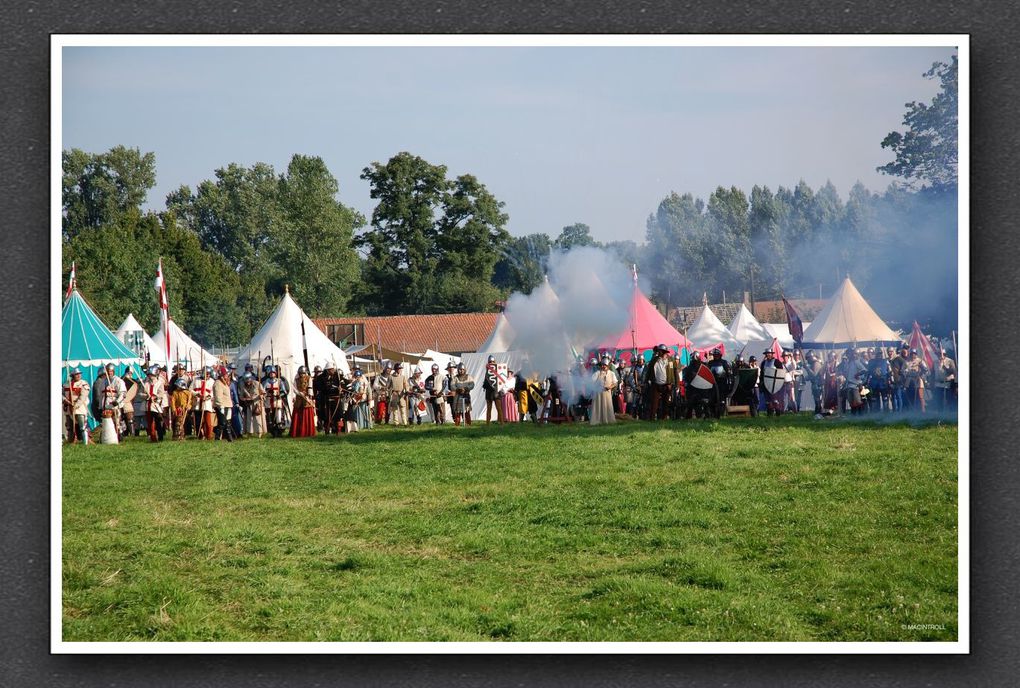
[289,366,317,438]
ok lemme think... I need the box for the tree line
[62,57,957,344]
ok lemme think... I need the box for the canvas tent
[460,350,532,422]
[727,304,772,345]
[153,317,219,369]
[478,312,516,353]
[62,290,144,428]
[235,288,351,400]
[114,313,163,363]
[686,305,740,356]
[801,277,900,348]
[590,281,694,364]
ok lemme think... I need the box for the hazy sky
[62,45,954,243]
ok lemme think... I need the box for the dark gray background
[3,1,1017,686]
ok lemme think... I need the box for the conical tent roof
[115,313,163,362]
[593,282,691,352]
[62,290,144,427]
[478,312,516,353]
[728,304,772,345]
[153,317,219,369]
[686,305,740,353]
[801,277,900,347]
[236,290,351,393]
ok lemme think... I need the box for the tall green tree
[276,155,365,316]
[166,162,284,333]
[358,153,448,314]
[644,192,710,307]
[878,56,958,192]
[492,233,552,294]
[62,146,156,240]
[553,222,598,250]
[357,152,509,314]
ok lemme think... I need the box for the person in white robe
[590,356,619,426]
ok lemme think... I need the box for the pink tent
[590,283,717,364]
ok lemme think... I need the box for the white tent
[114,313,163,362]
[761,322,812,350]
[478,313,517,353]
[801,277,900,348]
[460,350,532,421]
[417,349,461,375]
[153,317,220,369]
[235,288,350,399]
[727,304,773,345]
[686,305,740,355]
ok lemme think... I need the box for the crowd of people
[62,342,958,444]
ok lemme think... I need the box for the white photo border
[51,32,969,655]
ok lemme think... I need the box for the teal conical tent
[62,290,144,427]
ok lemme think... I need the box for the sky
[61,44,954,243]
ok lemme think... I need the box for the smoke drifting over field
[502,246,632,398]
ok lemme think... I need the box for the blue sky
[62,45,953,243]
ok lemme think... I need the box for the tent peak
[284,283,290,294]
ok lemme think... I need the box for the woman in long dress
[500,370,519,423]
[346,369,372,432]
[289,367,317,437]
[590,356,618,426]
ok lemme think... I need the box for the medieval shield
[689,363,716,391]
[761,363,786,395]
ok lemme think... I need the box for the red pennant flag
[782,297,804,344]
[908,321,937,372]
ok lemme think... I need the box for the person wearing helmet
[801,350,824,415]
[318,362,344,435]
[408,366,427,425]
[642,344,673,421]
[138,364,167,441]
[92,362,127,440]
[373,364,393,425]
[238,371,266,438]
[189,366,215,439]
[902,347,929,413]
[425,363,446,424]
[63,368,91,444]
[590,356,619,426]
[706,348,732,418]
[387,362,411,426]
[311,365,326,432]
[169,377,193,440]
[482,355,505,425]
[450,362,475,426]
[262,365,286,437]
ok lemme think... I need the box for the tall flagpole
[156,258,171,371]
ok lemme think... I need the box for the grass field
[61,415,958,643]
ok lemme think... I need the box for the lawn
[61,415,959,643]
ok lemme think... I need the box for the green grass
[61,415,958,642]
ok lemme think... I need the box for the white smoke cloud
[502,246,632,403]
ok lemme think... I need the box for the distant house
[313,313,499,356]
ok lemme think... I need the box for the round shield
[761,364,786,395]
[689,363,716,391]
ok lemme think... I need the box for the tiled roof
[313,313,499,355]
